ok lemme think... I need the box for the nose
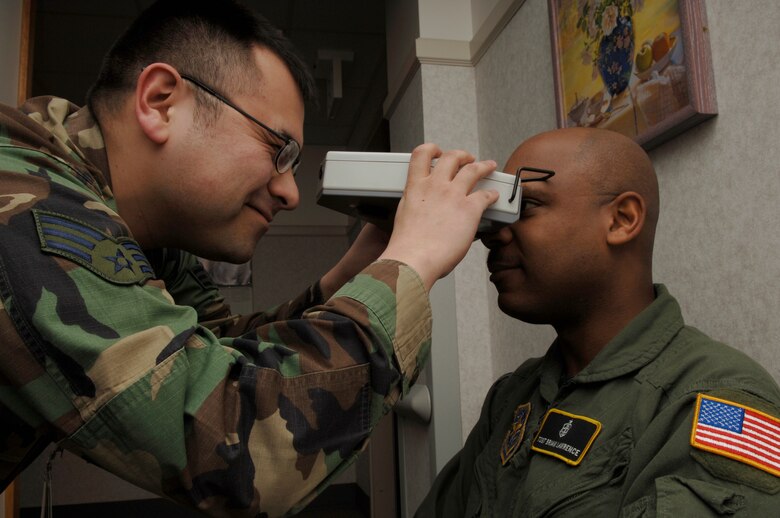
[480,224,513,249]
[269,170,299,210]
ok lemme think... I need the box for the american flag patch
[691,394,780,477]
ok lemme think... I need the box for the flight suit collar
[539,284,684,401]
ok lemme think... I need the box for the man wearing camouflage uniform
[0,1,500,516]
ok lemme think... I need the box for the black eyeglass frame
[180,73,301,174]
[508,166,556,203]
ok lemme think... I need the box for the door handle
[393,384,431,424]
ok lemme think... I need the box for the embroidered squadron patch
[33,209,154,285]
[500,402,531,466]
[691,393,780,477]
[531,409,601,466]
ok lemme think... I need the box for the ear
[134,63,185,145]
[605,191,646,246]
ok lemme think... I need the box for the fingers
[471,187,500,209]
[380,145,502,290]
[407,143,441,183]
[430,149,476,180]
[452,159,497,189]
[408,145,495,185]
[407,145,479,184]
[407,145,499,208]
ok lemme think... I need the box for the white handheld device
[316,151,521,232]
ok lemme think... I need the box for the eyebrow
[520,183,550,197]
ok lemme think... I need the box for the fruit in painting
[636,43,653,72]
[652,32,671,62]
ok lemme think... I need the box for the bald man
[415,128,780,517]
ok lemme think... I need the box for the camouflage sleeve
[151,247,330,338]
[202,281,327,339]
[146,247,232,323]
[0,142,432,516]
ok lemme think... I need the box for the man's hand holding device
[318,143,512,291]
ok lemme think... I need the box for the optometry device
[317,152,528,232]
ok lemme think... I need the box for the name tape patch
[691,393,780,477]
[531,408,601,466]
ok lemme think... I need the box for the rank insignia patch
[500,402,531,466]
[691,394,780,477]
[531,409,601,466]
[33,209,155,285]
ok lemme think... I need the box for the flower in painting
[616,33,630,49]
[574,0,643,66]
[587,10,599,39]
[601,5,619,36]
[577,0,591,14]
[581,47,593,65]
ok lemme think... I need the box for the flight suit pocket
[655,476,746,517]
[525,428,633,518]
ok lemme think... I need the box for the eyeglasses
[180,74,301,174]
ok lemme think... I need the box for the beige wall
[419,0,472,39]
[471,0,505,35]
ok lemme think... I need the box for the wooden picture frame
[6,3,34,517]
[4,481,19,518]
[548,0,717,150]
[17,0,35,107]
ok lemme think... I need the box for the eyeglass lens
[277,140,300,174]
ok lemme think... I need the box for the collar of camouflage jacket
[14,96,113,195]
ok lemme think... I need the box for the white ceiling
[31,0,388,148]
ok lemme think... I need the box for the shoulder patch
[500,402,531,466]
[691,393,780,478]
[32,209,154,285]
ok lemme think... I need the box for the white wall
[419,0,473,39]
[650,1,780,379]
[471,0,504,35]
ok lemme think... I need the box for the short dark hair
[87,0,316,123]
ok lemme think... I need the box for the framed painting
[548,0,717,150]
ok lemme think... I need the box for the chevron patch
[33,209,154,285]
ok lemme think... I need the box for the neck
[104,121,159,250]
[555,280,655,377]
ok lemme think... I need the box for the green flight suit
[417,285,780,517]
[0,97,432,517]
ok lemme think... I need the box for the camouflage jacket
[0,97,432,517]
